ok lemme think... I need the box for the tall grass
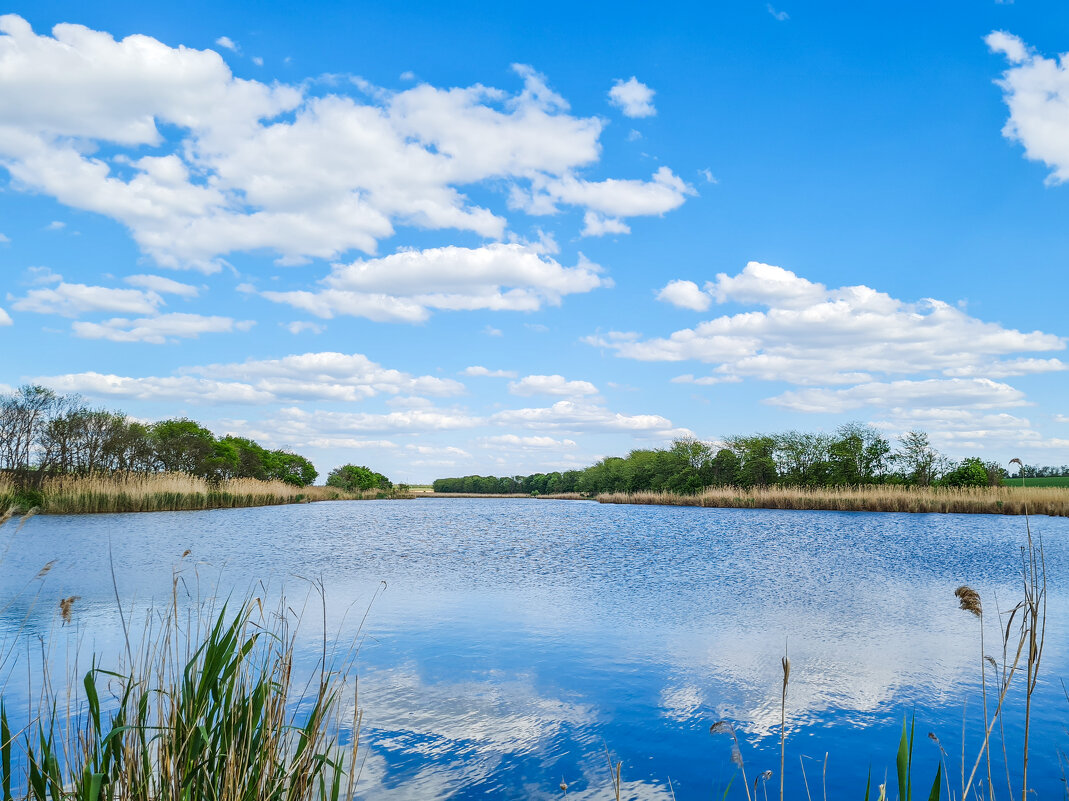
[0,598,361,801]
[0,472,408,514]
[597,484,1069,517]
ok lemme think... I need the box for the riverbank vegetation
[1,385,318,484]
[597,483,1069,517]
[0,471,386,513]
[434,424,1050,496]
[0,385,402,513]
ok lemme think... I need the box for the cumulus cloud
[284,321,324,334]
[492,400,689,438]
[260,243,611,323]
[478,434,577,449]
[214,35,239,52]
[123,274,200,298]
[11,280,164,317]
[462,366,517,378]
[0,306,11,325]
[519,167,694,219]
[0,18,689,271]
[37,351,464,404]
[768,378,1028,414]
[608,77,656,118]
[508,374,599,397]
[589,262,1064,386]
[987,31,1069,182]
[71,313,253,343]
[589,261,1065,429]
[656,279,711,311]
[581,212,630,237]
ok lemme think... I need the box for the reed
[596,484,1069,517]
[0,472,411,515]
[0,592,362,801]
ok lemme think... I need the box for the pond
[2,499,1066,799]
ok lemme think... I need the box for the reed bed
[0,472,401,515]
[597,483,1069,517]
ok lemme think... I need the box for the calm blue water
[1,499,1067,799]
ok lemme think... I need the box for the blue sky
[2,0,1068,482]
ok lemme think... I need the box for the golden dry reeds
[0,472,407,515]
[596,484,1069,517]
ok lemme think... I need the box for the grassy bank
[597,483,1069,516]
[0,472,410,514]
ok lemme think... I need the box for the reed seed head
[954,584,982,617]
[781,655,791,687]
[710,720,733,735]
[59,595,80,624]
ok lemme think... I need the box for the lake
[2,499,1066,799]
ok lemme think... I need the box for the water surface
[2,499,1066,799]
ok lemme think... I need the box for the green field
[1003,476,1069,487]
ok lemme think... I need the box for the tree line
[0,385,317,486]
[433,424,1013,495]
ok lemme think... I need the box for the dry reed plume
[597,484,1069,517]
[0,471,409,514]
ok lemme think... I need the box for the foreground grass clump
[597,483,1069,517]
[0,597,361,801]
[0,472,412,514]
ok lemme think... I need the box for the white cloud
[581,212,630,237]
[872,408,1069,453]
[656,279,711,311]
[608,77,656,118]
[40,372,276,404]
[478,434,576,449]
[123,273,199,298]
[522,166,694,218]
[284,320,324,334]
[699,168,717,184]
[214,36,239,52]
[590,262,1064,387]
[462,366,517,378]
[0,19,691,270]
[1056,414,1069,424]
[482,324,503,337]
[0,232,9,242]
[260,405,481,435]
[38,351,464,404]
[0,306,11,325]
[508,374,598,397]
[492,400,689,437]
[987,32,1069,182]
[670,373,741,386]
[767,4,790,21]
[261,243,611,323]
[11,280,163,317]
[768,378,1028,414]
[71,313,253,343]
[251,56,263,67]
[45,221,65,231]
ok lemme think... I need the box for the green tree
[326,464,388,491]
[940,457,989,488]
